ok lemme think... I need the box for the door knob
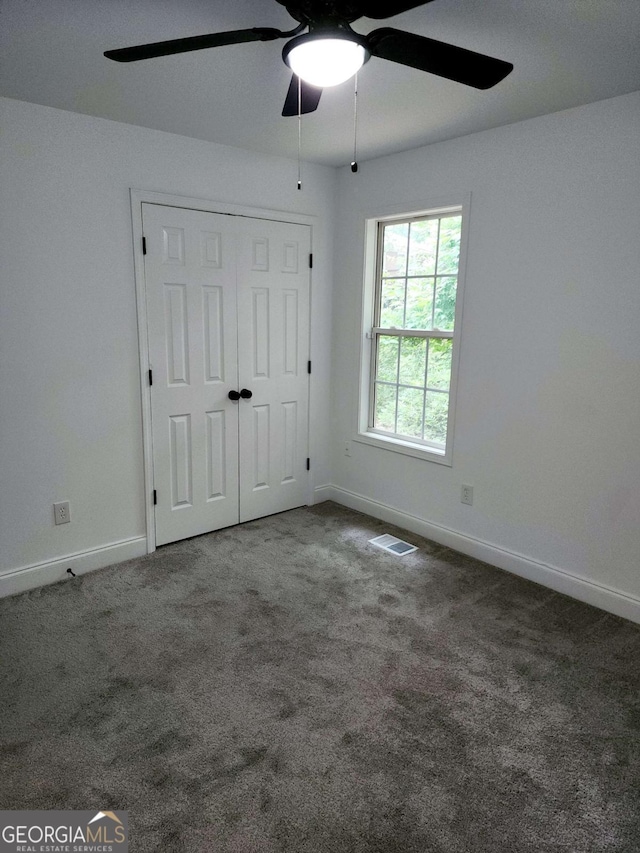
[228,389,241,401]
[240,388,253,399]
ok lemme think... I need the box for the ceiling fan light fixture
[283,33,369,88]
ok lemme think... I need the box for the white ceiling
[1,0,639,167]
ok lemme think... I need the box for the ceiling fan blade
[104,27,285,63]
[367,27,513,89]
[282,74,323,117]
[364,1,436,19]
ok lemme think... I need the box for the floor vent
[369,534,418,556]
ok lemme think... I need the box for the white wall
[0,97,336,584]
[330,92,640,617]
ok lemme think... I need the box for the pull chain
[351,72,359,173]
[297,76,302,190]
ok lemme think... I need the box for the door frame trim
[130,189,317,553]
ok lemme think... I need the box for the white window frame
[356,195,470,466]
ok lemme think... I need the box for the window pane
[434,277,457,331]
[374,383,397,432]
[436,216,461,275]
[382,222,409,276]
[424,392,449,444]
[379,278,405,327]
[376,336,399,383]
[397,387,424,439]
[404,277,434,330]
[407,218,438,276]
[399,337,426,387]
[427,338,452,390]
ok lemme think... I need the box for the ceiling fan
[104,0,513,117]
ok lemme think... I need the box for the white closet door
[236,218,311,523]
[143,203,240,546]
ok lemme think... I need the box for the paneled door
[142,203,310,546]
[236,218,310,523]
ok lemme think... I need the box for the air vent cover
[369,533,418,556]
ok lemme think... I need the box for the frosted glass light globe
[287,38,367,88]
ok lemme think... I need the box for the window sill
[354,431,452,466]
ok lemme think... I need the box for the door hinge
[306,458,310,471]
[153,489,157,505]
[309,253,313,269]
[307,360,311,374]
[142,236,147,255]
[148,368,153,386]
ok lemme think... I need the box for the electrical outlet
[54,501,71,525]
[344,441,351,457]
[461,485,474,506]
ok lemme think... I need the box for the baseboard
[0,537,148,599]
[324,485,640,625]
[312,484,334,504]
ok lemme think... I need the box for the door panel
[237,219,311,523]
[143,204,240,545]
[164,284,190,385]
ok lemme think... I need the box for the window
[359,205,466,464]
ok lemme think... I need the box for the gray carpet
[1,502,639,852]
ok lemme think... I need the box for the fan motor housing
[277,0,367,25]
